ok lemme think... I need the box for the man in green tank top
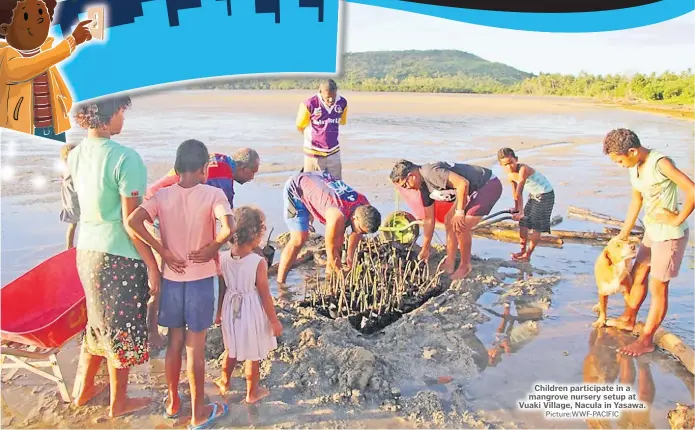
[603,128,694,357]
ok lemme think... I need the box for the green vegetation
[193,50,694,106]
[513,70,694,106]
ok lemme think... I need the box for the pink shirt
[141,183,232,282]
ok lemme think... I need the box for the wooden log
[630,322,695,376]
[474,223,640,245]
[603,226,644,237]
[567,206,644,232]
[568,206,622,221]
[552,229,641,244]
[473,227,564,245]
[487,215,563,230]
[474,232,563,249]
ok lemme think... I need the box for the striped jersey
[296,94,348,158]
[146,152,236,206]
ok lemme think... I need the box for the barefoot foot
[73,383,108,406]
[245,387,270,404]
[442,258,455,274]
[450,265,472,280]
[511,250,526,260]
[215,377,230,395]
[591,318,607,328]
[606,315,635,332]
[618,338,655,357]
[512,252,531,262]
[109,397,152,418]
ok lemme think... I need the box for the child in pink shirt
[127,140,234,429]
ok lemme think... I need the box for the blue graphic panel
[347,0,694,33]
[51,0,338,101]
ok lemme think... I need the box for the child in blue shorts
[127,140,235,429]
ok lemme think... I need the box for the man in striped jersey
[296,79,348,179]
[0,0,93,141]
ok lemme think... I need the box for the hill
[192,50,533,93]
[340,50,532,85]
[191,50,694,107]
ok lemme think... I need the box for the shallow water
[1,91,693,428]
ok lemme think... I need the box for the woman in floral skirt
[63,96,160,417]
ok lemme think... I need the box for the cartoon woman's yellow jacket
[0,37,74,135]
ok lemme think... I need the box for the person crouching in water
[497,148,555,262]
[277,170,382,283]
[215,206,283,403]
[389,160,502,279]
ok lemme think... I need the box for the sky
[344,3,695,76]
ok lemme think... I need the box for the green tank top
[629,150,688,242]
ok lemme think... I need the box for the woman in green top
[64,96,160,417]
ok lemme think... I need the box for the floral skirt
[76,250,150,368]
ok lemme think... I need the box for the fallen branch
[603,226,644,238]
[473,228,564,246]
[473,224,641,246]
[567,206,644,232]
[551,229,641,244]
[629,322,695,376]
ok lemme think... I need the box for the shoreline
[182,87,694,120]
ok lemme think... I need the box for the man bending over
[277,170,381,283]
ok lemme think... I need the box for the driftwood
[552,229,642,244]
[474,233,564,249]
[473,224,640,246]
[568,206,644,232]
[473,228,564,246]
[624,322,695,376]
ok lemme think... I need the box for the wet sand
[1,91,694,428]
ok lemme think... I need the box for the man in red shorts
[389,160,503,280]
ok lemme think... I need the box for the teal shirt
[523,169,553,196]
[629,149,688,242]
[67,138,148,260]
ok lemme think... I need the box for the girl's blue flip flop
[163,390,182,419]
[187,402,229,430]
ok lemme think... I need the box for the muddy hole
[298,239,449,335]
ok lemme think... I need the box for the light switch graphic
[86,6,106,40]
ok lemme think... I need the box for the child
[127,139,234,428]
[602,128,693,357]
[215,206,283,404]
[497,148,555,262]
[59,143,79,249]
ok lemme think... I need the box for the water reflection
[583,328,656,429]
[481,300,545,368]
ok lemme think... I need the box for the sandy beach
[1,91,694,429]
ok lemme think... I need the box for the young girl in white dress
[215,206,283,404]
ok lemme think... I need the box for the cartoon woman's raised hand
[71,20,93,45]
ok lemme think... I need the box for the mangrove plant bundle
[306,239,446,333]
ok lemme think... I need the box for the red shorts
[466,176,503,216]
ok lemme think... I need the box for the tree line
[193,70,694,106]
